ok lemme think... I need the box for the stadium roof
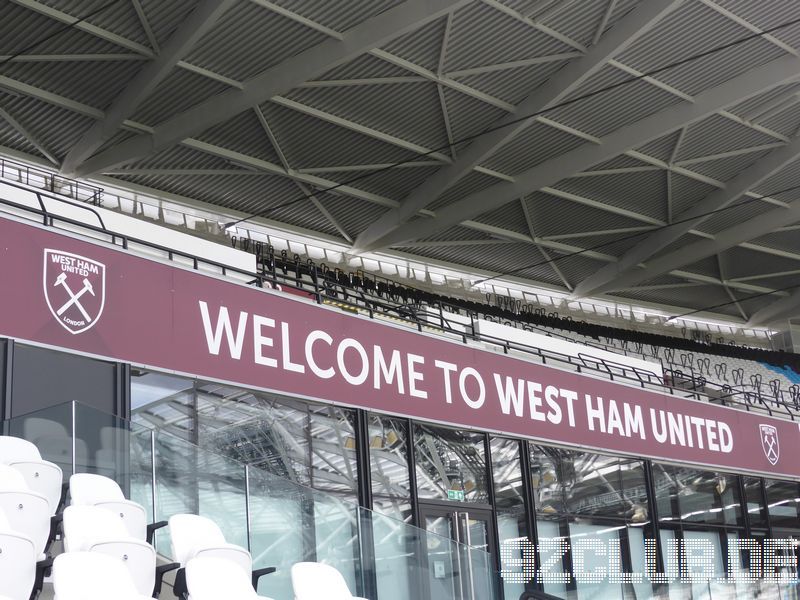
[3,0,800,325]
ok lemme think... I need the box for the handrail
[0,177,106,230]
[0,191,795,422]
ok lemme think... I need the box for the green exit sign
[447,489,465,501]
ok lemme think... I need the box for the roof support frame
[747,288,800,325]
[572,134,800,298]
[363,52,800,250]
[61,0,239,175]
[72,0,473,177]
[130,0,160,53]
[353,0,685,251]
[253,105,354,243]
[0,104,59,165]
[595,200,800,296]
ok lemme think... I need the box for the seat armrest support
[251,566,277,590]
[31,557,54,600]
[172,567,188,600]
[153,562,180,598]
[146,520,168,544]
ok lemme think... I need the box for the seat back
[0,465,50,557]
[69,473,124,505]
[186,557,258,600]
[291,562,354,600]
[52,551,139,600]
[169,514,228,565]
[0,437,41,462]
[8,460,63,515]
[0,527,37,600]
[93,499,147,540]
[63,505,128,552]
[62,505,155,597]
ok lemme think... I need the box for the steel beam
[72,0,472,177]
[0,104,59,165]
[572,135,800,298]
[352,0,684,251]
[599,200,800,294]
[747,289,800,325]
[364,53,800,250]
[61,0,238,175]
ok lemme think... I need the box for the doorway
[418,501,498,600]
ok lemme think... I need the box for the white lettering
[336,338,369,385]
[459,367,485,409]
[495,375,524,417]
[374,347,404,394]
[281,322,305,373]
[435,360,457,403]
[199,301,248,360]
[252,315,277,367]
[305,330,334,379]
[408,354,427,399]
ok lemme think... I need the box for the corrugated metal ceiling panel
[552,169,669,222]
[445,1,575,72]
[285,81,450,151]
[184,1,329,82]
[616,0,787,96]
[524,190,652,236]
[258,101,418,168]
[131,68,231,126]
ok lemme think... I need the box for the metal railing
[0,181,796,422]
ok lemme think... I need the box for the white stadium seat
[290,562,368,600]
[0,507,37,600]
[52,551,153,600]
[69,473,165,543]
[0,436,64,514]
[169,514,275,597]
[0,464,51,560]
[63,505,157,598]
[185,557,275,600]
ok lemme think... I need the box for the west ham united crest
[43,249,106,335]
[759,424,780,466]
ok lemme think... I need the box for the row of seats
[0,434,368,600]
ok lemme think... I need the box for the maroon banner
[2,216,799,479]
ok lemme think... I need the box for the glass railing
[1,401,499,600]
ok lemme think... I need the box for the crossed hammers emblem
[53,272,95,322]
[764,433,778,462]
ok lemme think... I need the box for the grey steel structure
[3,0,800,323]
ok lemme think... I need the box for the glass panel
[3,401,75,473]
[568,521,626,599]
[627,526,655,600]
[743,476,768,528]
[21,400,501,600]
[490,437,526,600]
[658,528,686,600]
[530,445,648,523]
[425,514,459,599]
[134,375,360,499]
[371,498,416,600]
[369,414,411,520]
[11,343,116,416]
[414,423,488,504]
[682,530,724,600]
[536,519,568,597]
[765,478,800,529]
[653,463,742,526]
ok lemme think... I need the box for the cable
[665,282,800,323]
[0,0,126,69]
[222,12,800,229]
[472,182,800,285]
